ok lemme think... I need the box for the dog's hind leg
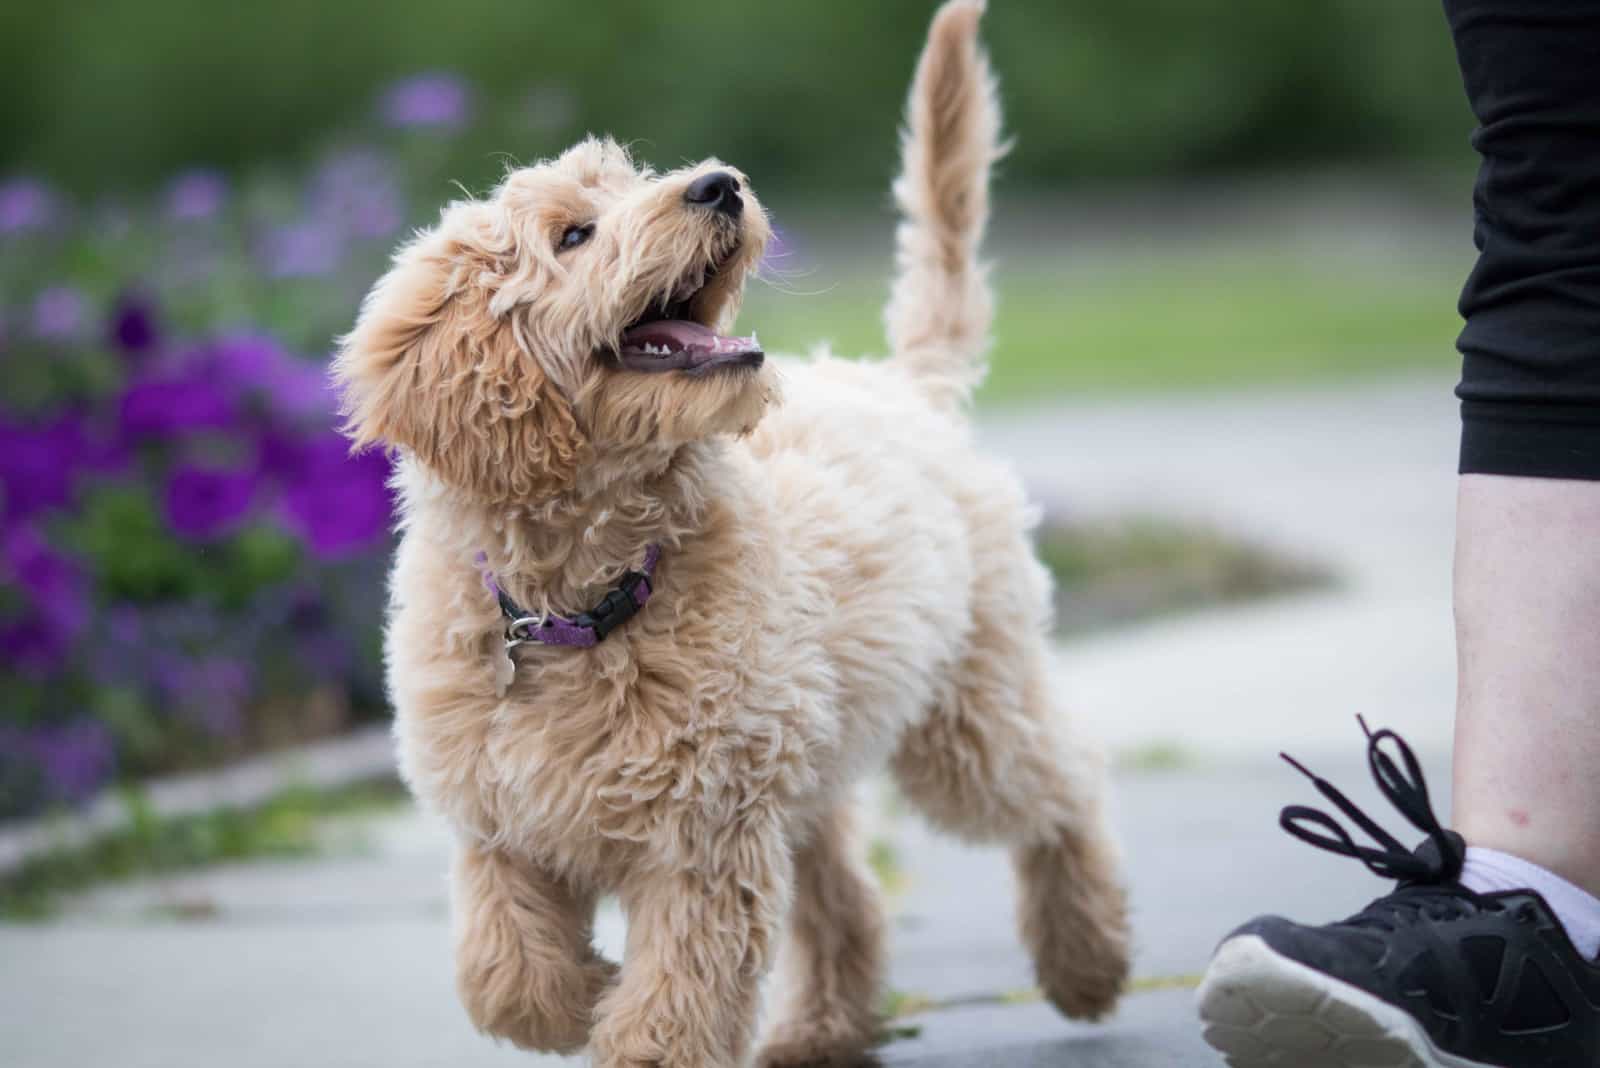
[758,802,887,1068]
[891,635,1130,1020]
[452,844,616,1053]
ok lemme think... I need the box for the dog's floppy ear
[333,202,587,503]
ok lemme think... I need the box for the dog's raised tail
[886,0,1003,411]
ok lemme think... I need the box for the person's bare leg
[1452,473,1600,896]
[1198,473,1600,1065]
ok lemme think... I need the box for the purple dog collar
[478,545,660,650]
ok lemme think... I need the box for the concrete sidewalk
[3,755,1429,1068]
[990,374,1461,758]
[0,376,1466,1067]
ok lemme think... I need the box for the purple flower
[192,657,252,735]
[109,294,160,355]
[164,463,258,541]
[205,335,334,421]
[380,73,472,129]
[28,721,117,803]
[166,169,228,220]
[106,602,143,646]
[259,221,341,278]
[310,150,403,239]
[0,413,89,520]
[119,371,239,439]
[256,426,310,481]
[73,415,129,476]
[262,358,333,421]
[4,525,89,631]
[277,435,393,558]
[157,655,253,737]
[0,616,73,677]
[0,525,89,677]
[31,286,88,341]
[282,586,350,676]
[0,176,59,234]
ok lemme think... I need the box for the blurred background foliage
[0,0,1470,197]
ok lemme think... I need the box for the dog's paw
[1035,894,1131,1022]
[1016,833,1132,1023]
[1040,959,1127,1022]
[757,1031,881,1068]
[465,956,617,1053]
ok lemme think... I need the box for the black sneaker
[1196,719,1600,1068]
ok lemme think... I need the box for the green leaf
[68,488,200,602]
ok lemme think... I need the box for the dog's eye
[558,223,595,252]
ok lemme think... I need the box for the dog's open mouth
[615,252,763,375]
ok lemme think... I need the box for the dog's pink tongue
[619,319,758,356]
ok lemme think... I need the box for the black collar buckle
[580,570,649,641]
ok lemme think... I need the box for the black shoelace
[1279,717,1488,931]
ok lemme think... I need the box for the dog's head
[333,137,776,503]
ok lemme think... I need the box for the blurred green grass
[1,779,409,920]
[742,250,1463,403]
[1036,514,1334,635]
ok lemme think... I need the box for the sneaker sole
[1196,935,1500,1068]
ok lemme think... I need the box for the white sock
[1460,846,1600,960]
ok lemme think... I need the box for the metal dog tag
[494,646,516,697]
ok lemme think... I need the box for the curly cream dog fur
[333,3,1129,1064]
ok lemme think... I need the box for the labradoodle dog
[333,2,1129,1065]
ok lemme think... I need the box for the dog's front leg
[590,806,792,1068]
[451,843,616,1053]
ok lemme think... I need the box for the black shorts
[1446,0,1600,479]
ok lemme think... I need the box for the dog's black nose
[684,171,742,219]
